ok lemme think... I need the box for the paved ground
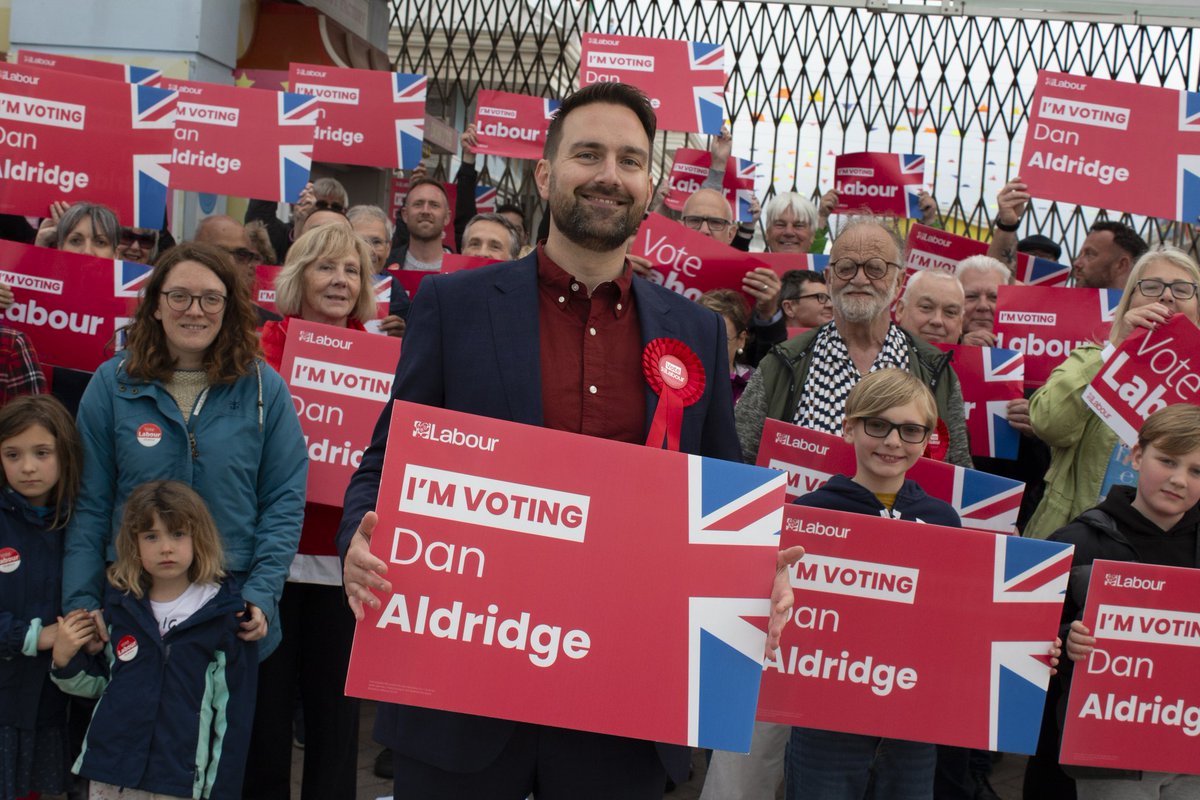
[300,701,1030,799]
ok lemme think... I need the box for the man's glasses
[119,228,158,248]
[1136,278,1198,300]
[788,291,830,304]
[855,416,932,444]
[161,290,226,313]
[681,215,733,233]
[831,258,901,281]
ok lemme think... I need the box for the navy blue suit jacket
[338,251,740,779]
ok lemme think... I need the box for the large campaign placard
[0,62,175,227]
[471,89,559,160]
[902,225,1058,285]
[993,285,1122,389]
[17,49,163,85]
[663,147,759,222]
[345,401,788,751]
[834,152,925,218]
[278,320,401,506]
[754,252,830,275]
[1081,315,1200,446]
[1022,70,1200,224]
[629,213,764,303]
[158,77,318,201]
[1061,560,1200,775]
[578,33,725,135]
[757,505,1072,754]
[0,240,145,371]
[288,63,426,169]
[756,419,1024,533]
[934,344,1025,460]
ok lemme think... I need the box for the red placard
[387,174,409,222]
[441,181,498,249]
[17,49,162,85]
[387,254,498,301]
[0,241,144,371]
[1061,560,1200,775]
[934,344,1025,460]
[903,224,1047,284]
[578,33,725,135]
[0,62,174,228]
[1022,70,1200,224]
[1081,315,1200,446]
[253,264,281,318]
[663,147,759,222]
[629,212,766,303]
[753,252,830,276]
[993,285,1122,389]
[756,419,1024,533]
[472,89,559,160]
[288,63,426,169]
[277,320,401,506]
[757,505,1072,754]
[156,77,317,201]
[833,152,925,217]
[344,401,787,751]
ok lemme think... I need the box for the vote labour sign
[1081,314,1200,446]
[833,152,925,217]
[278,320,400,507]
[934,344,1025,460]
[1022,70,1200,224]
[0,62,175,228]
[993,285,1122,389]
[344,401,788,751]
[1061,560,1200,775]
[663,147,759,222]
[17,49,162,86]
[629,213,764,304]
[471,89,559,160]
[0,240,144,372]
[756,419,1024,533]
[756,505,1072,753]
[288,62,426,169]
[578,33,725,135]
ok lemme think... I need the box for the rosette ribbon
[642,338,705,451]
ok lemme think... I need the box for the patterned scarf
[793,322,911,434]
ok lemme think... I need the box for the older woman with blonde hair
[246,222,378,800]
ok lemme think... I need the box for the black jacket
[794,473,962,528]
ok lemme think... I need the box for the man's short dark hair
[404,178,450,206]
[496,203,525,221]
[1090,221,1148,260]
[780,269,825,301]
[463,212,523,259]
[543,83,657,160]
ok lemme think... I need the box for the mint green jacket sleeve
[1029,345,1103,449]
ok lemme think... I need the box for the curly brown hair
[121,242,261,384]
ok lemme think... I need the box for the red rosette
[642,338,706,451]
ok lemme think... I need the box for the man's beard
[408,218,444,244]
[549,177,644,252]
[833,283,896,324]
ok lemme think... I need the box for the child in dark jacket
[0,396,82,800]
[1052,404,1200,799]
[786,369,960,800]
[50,481,257,800]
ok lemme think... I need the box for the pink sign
[757,505,1072,754]
[1081,314,1200,446]
[1022,70,1200,224]
[756,419,1024,533]
[472,89,559,160]
[278,320,400,506]
[629,212,764,303]
[904,224,987,273]
[663,147,758,222]
[993,285,1122,388]
[934,344,1025,460]
[578,33,725,135]
[0,241,145,371]
[0,62,175,228]
[17,49,162,85]
[288,62,426,169]
[1061,560,1200,775]
[156,77,318,201]
[344,401,787,752]
[833,152,925,217]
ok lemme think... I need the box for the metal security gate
[389,0,1200,258]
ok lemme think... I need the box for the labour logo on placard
[113,260,154,299]
[0,547,19,573]
[116,635,139,662]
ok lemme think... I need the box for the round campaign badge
[136,423,162,448]
[642,339,706,451]
[116,635,139,662]
[0,547,19,573]
[657,354,689,390]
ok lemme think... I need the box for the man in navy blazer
[338,82,801,799]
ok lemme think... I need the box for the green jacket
[734,323,973,468]
[1025,344,1118,539]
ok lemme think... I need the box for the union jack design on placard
[543,98,561,120]
[689,597,771,750]
[901,154,925,175]
[1099,288,1123,323]
[131,154,171,230]
[1177,154,1200,225]
[113,260,154,299]
[278,92,321,125]
[689,41,725,70]
[278,145,312,207]
[952,467,1024,532]
[1015,255,1071,287]
[982,347,1024,382]
[392,73,427,103]
[730,157,758,221]
[130,84,176,128]
[475,184,498,212]
[372,274,393,306]
[686,456,785,547]
[693,84,725,135]
[395,117,425,170]
[125,66,162,86]
[984,400,1021,460]
[1180,89,1200,132]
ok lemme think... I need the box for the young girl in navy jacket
[51,480,257,800]
[0,396,82,800]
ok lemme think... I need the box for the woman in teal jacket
[61,242,307,658]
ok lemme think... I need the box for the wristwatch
[994,216,1021,233]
